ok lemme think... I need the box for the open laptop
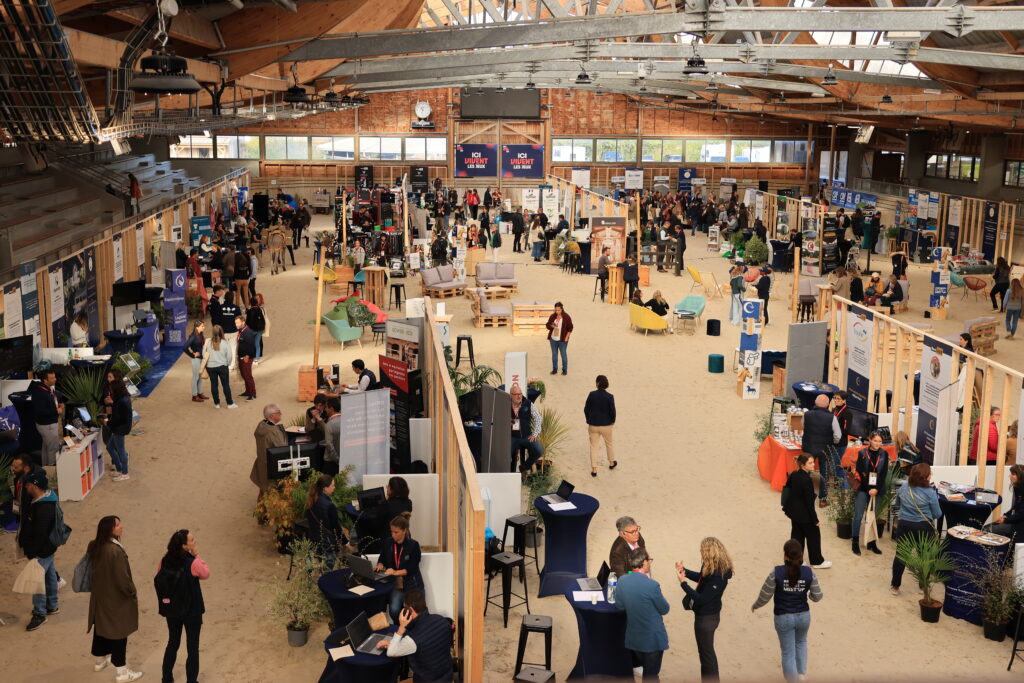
[541,480,574,505]
[576,561,611,591]
[357,486,387,511]
[345,612,388,654]
[345,553,392,583]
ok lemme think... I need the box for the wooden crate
[465,248,485,276]
[970,319,999,356]
[474,315,510,328]
[424,286,464,299]
[512,302,554,337]
[298,365,333,401]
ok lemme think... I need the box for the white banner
[571,168,591,189]
[624,168,644,190]
[135,223,145,281]
[339,388,391,482]
[48,266,64,327]
[522,188,540,212]
[542,188,559,217]
[113,233,124,282]
[19,266,40,344]
[3,281,23,338]
[755,192,765,221]
[947,196,962,229]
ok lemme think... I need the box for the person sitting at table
[361,476,415,554]
[615,548,670,681]
[850,430,888,557]
[970,406,1002,465]
[69,311,90,347]
[630,288,645,306]
[509,384,544,479]
[609,516,646,578]
[301,393,328,445]
[863,272,883,306]
[344,359,378,393]
[847,267,864,305]
[889,463,941,597]
[597,247,612,302]
[376,589,454,683]
[321,397,342,476]
[878,274,904,314]
[644,291,671,318]
[894,431,922,475]
[375,515,423,622]
[987,464,1024,540]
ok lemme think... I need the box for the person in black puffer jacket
[378,589,454,683]
[676,537,734,681]
[305,474,347,569]
[158,529,210,683]
[783,454,831,569]
[104,376,134,481]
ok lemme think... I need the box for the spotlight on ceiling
[284,84,310,104]
[705,77,718,92]
[777,92,787,104]
[525,81,536,90]
[576,71,592,84]
[912,116,924,131]
[130,49,200,95]
[822,67,838,87]
[683,55,708,76]
[881,89,893,104]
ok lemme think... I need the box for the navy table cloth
[938,490,1001,531]
[535,493,599,597]
[317,625,400,683]
[319,569,394,632]
[943,535,1009,625]
[564,588,633,680]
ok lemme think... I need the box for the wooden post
[958,356,976,466]
[342,192,348,251]
[791,247,801,323]
[827,125,837,190]
[312,270,325,369]
[977,369,993,488]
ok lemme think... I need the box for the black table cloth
[938,489,1001,530]
[564,588,633,680]
[534,493,599,598]
[317,624,400,683]
[319,569,394,631]
[943,534,1010,625]
[791,382,839,410]
[103,330,143,355]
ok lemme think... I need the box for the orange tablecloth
[758,437,896,492]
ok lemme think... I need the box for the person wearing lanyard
[30,369,64,467]
[545,302,573,376]
[850,431,889,557]
[509,384,544,478]
[375,516,423,622]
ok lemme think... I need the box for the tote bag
[13,558,46,594]
[860,497,879,545]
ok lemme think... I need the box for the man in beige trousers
[584,375,617,478]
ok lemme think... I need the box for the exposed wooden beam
[235,74,290,92]
[999,31,1019,52]
[64,27,222,82]
[106,8,221,50]
[53,0,94,15]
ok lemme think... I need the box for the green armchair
[322,315,363,348]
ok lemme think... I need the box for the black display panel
[460,88,541,119]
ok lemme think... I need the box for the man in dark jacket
[208,285,226,330]
[18,469,60,630]
[609,515,646,578]
[378,590,454,682]
[584,375,616,476]
[755,267,773,325]
[802,394,843,505]
[235,315,258,400]
[30,369,63,466]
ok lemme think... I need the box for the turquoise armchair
[674,294,707,321]
[322,315,363,348]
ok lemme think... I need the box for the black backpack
[484,536,504,578]
[154,560,192,620]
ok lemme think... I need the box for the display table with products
[55,431,104,501]
[938,489,1001,530]
[534,493,599,597]
[103,330,143,355]
[564,587,632,680]
[316,624,400,683]
[757,436,895,492]
[943,526,1010,625]
[791,382,840,409]
[318,569,395,631]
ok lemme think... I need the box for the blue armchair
[322,316,363,348]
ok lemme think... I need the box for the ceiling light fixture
[705,76,718,92]
[822,66,838,87]
[576,69,592,84]
[777,92,787,104]
[283,63,310,105]
[130,1,200,95]
[881,88,893,104]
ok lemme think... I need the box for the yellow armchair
[629,303,669,335]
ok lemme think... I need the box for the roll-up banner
[845,304,874,411]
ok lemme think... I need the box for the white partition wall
[363,473,439,548]
[477,473,522,533]
[366,552,454,619]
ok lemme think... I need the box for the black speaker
[253,194,269,223]
[758,180,769,192]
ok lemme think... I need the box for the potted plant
[962,545,1020,641]
[744,235,769,266]
[255,477,303,551]
[57,366,105,425]
[266,538,331,647]
[874,467,900,538]
[825,485,856,539]
[526,379,547,403]
[895,532,955,622]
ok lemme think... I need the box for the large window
[771,140,809,164]
[926,153,979,182]
[360,136,403,161]
[594,138,636,163]
[730,139,772,163]
[641,139,684,162]
[819,150,848,183]
[551,138,593,162]
[169,134,214,159]
[311,136,355,161]
[265,136,309,160]
[405,137,447,161]
[1005,160,1024,188]
[214,135,260,159]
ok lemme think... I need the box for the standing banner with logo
[571,168,591,189]
[48,262,65,343]
[946,196,962,248]
[410,166,429,192]
[541,188,559,217]
[112,233,124,283]
[719,177,736,203]
[135,223,145,280]
[500,144,544,178]
[739,299,763,399]
[62,247,100,346]
[521,188,540,212]
[454,144,498,177]
[624,168,644,190]
[982,201,999,261]
[915,339,953,463]
[3,281,23,339]
[678,167,697,193]
[19,261,40,345]
[845,304,874,410]
[355,165,374,190]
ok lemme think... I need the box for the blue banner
[454,143,498,178]
[18,260,39,345]
[501,144,544,178]
[829,188,877,211]
[678,167,697,193]
[982,201,998,261]
[190,216,211,246]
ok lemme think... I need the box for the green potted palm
[895,532,955,622]
[266,538,331,646]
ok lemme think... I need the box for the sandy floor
[2,213,1022,682]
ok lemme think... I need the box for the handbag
[860,497,879,545]
[13,558,46,594]
[72,552,93,592]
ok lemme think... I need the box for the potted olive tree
[825,484,856,539]
[267,538,331,646]
[964,546,1021,641]
[895,532,955,623]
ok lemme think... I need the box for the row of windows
[925,153,980,182]
[170,135,448,161]
[1004,161,1024,188]
[552,138,808,164]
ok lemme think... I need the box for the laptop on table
[345,553,392,583]
[357,486,387,511]
[576,561,611,591]
[541,480,575,505]
[345,611,388,655]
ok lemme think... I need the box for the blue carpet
[138,346,184,398]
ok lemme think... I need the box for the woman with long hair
[375,515,423,622]
[305,474,346,569]
[894,430,922,475]
[676,537,734,681]
[186,321,207,402]
[851,430,888,556]
[781,454,830,569]
[728,264,745,325]
[1005,278,1023,340]
[158,529,209,683]
[890,463,942,595]
[644,290,670,317]
[70,310,90,347]
[88,516,142,681]
[992,256,1011,311]
[545,302,573,375]
[989,464,1024,540]
[751,539,823,681]
[104,376,134,481]
[203,325,236,408]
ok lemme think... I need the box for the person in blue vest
[509,384,543,479]
[375,515,423,622]
[344,359,377,393]
[377,589,453,682]
[750,539,824,682]
[614,547,670,681]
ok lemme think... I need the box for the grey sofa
[474,262,518,290]
[420,264,467,298]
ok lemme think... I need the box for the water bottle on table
[606,572,617,604]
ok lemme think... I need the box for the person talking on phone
[375,589,454,682]
[375,516,423,622]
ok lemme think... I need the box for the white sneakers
[94,656,110,671]
[57,577,67,591]
[889,586,901,596]
[115,667,143,682]
[811,561,832,569]
[227,403,239,409]
[112,473,130,482]
[213,403,220,409]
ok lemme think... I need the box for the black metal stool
[502,514,540,579]
[515,668,555,682]
[389,282,406,310]
[514,615,553,675]
[347,280,360,296]
[485,551,530,628]
[371,322,387,345]
[592,275,601,301]
[455,334,475,368]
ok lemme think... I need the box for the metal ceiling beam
[281,7,1024,61]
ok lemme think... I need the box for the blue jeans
[107,432,128,474]
[388,588,405,622]
[254,331,264,360]
[511,437,544,472]
[32,554,58,616]
[852,490,872,543]
[817,446,844,501]
[549,339,568,372]
[531,241,545,259]
[190,357,203,396]
[1007,308,1021,336]
[774,611,811,681]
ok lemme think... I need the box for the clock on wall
[412,101,435,128]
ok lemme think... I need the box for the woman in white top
[203,325,236,409]
[69,312,90,347]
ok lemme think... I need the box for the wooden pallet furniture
[468,289,511,328]
[512,302,554,337]
[967,316,999,356]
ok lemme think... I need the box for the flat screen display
[0,335,33,375]
[460,88,541,119]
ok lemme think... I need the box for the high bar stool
[455,334,475,368]
[592,275,602,301]
[485,551,530,628]
[514,615,553,676]
[389,282,406,310]
[502,514,540,580]
[371,322,387,345]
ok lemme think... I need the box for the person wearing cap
[18,469,60,631]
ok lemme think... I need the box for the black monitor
[111,280,146,306]
[357,486,386,511]
[847,407,879,441]
[0,335,33,376]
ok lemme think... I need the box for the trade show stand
[478,473,522,534]
[55,431,104,501]
[363,552,454,620]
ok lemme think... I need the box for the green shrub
[744,235,769,265]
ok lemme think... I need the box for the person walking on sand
[158,529,209,683]
[87,516,143,682]
[584,375,617,478]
